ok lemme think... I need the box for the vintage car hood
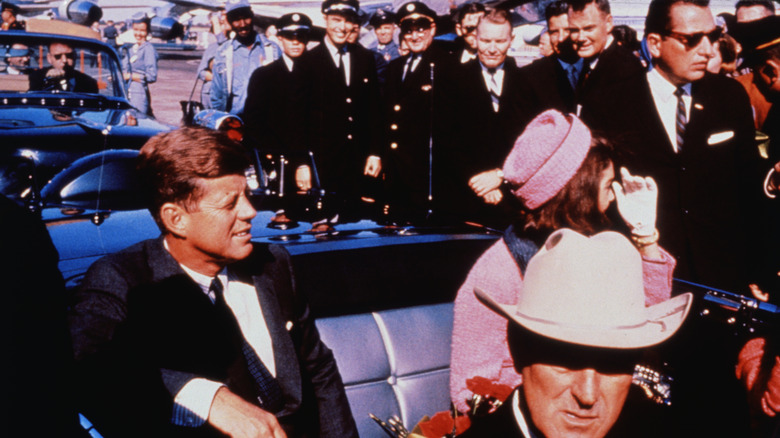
[0,104,171,149]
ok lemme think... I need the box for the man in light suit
[69,128,358,438]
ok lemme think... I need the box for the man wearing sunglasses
[29,42,98,93]
[453,2,485,64]
[583,2,762,433]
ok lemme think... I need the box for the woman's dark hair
[518,135,615,239]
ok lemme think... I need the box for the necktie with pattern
[210,278,285,413]
[487,67,500,112]
[674,86,688,152]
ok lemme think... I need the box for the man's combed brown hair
[137,127,250,228]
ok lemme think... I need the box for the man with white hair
[460,228,692,438]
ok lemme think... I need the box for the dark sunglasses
[463,25,477,34]
[52,52,76,60]
[663,27,723,50]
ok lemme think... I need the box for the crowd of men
[187,0,780,434]
[3,0,780,435]
[197,0,780,296]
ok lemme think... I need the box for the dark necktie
[674,86,688,152]
[338,46,348,85]
[210,278,285,413]
[402,54,419,82]
[566,64,578,90]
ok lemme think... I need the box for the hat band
[756,36,780,51]
[325,3,358,14]
[400,13,433,23]
[514,309,667,332]
[281,24,310,32]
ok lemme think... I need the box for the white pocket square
[707,131,734,145]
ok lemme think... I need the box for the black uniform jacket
[298,42,383,199]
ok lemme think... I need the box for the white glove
[612,167,657,237]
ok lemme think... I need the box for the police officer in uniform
[370,10,400,62]
[299,0,383,221]
[244,13,313,191]
[383,1,457,224]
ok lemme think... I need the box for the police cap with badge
[369,9,395,28]
[396,1,436,33]
[225,0,253,21]
[277,13,312,40]
[322,0,360,20]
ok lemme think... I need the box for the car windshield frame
[0,31,127,100]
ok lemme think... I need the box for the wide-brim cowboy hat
[476,229,693,349]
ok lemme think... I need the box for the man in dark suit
[459,229,691,438]
[69,128,359,438]
[29,42,98,93]
[1,195,85,437]
[443,9,531,227]
[518,1,582,115]
[299,0,383,220]
[583,3,762,434]
[383,1,458,223]
[567,0,644,114]
[452,2,485,64]
[583,0,761,293]
[243,13,313,193]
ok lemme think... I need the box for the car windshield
[0,38,124,98]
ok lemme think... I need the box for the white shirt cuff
[765,168,777,199]
[172,378,225,427]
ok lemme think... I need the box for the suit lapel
[252,273,303,413]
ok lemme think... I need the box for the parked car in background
[0,19,171,212]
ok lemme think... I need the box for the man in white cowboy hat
[461,228,692,438]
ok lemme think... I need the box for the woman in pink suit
[450,110,676,412]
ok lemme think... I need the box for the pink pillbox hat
[502,110,592,210]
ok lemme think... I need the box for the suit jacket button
[347,134,353,140]
[346,97,352,103]
[391,142,398,149]
[394,104,401,111]
[390,124,398,130]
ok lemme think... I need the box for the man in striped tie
[581,1,764,434]
[440,9,533,228]
[69,127,359,438]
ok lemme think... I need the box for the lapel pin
[694,103,703,110]
[285,321,294,331]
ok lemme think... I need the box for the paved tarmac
[148,53,203,127]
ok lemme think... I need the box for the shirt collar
[557,56,583,72]
[647,67,690,101]
[162,238,228,294]
[282,53,294,71]
[479,60,505,74]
